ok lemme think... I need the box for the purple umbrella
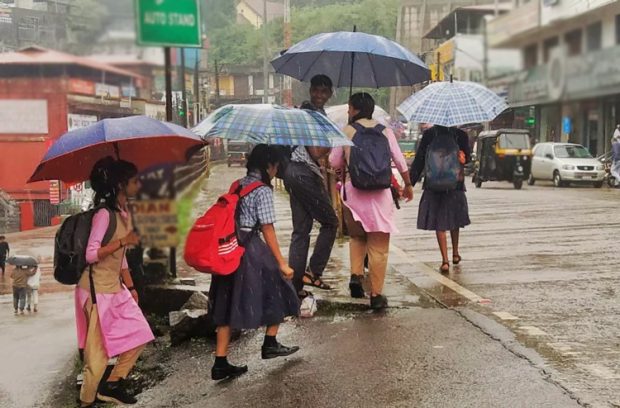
[29,116,205,184]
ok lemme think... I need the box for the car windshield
[498,133,530,149]
[554,145,592,159]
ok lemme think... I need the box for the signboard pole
[164,47,177,277]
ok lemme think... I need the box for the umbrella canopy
[325,104,391,129]
[7,256,38,267]
[194,104,352,147]
[397,81,508,127]
[271,31,430,89]
[29,116,205,184]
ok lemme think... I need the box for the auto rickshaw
[472,129,533,190]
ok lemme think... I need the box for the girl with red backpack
[209,144,300,381]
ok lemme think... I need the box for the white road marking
[581,364,620,380]
[493,311,519,321]
[518,326,549,336]
[390,244,485,303]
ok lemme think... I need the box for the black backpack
[424,128,462,192]
[53,206,116,285]
[348,123,392,190]
[274,145,298,179]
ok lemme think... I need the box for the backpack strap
[374,124,386,133]
[228,180,241,194]
[239,181,266,197]
[102,208,116,246]
[351,122,364,132]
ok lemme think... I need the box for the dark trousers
[13,287,27,311]
[284,162,338,293]
[0,260,5,275]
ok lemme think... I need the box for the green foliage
[203,0,237,32]
[207,0,399,68]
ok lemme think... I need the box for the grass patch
[177,174,208,242]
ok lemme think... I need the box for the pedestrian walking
[284,74,339,298]
[0,235,9,276]
[209,144,300,381]
[76,157,154,407]
[10,264,36,314]
[612,124,620,143]
[329,93,413,309]
[611,134,620,187]
[26,264,41,313]
[409,125,471,273]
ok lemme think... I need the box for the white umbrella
[397,81,508,127]
[325,104,391,130]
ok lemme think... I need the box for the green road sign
[135,0,202,48]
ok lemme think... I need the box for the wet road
[139,165,612,408]
[392,180,620,407]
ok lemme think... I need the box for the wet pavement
[139,165,614,408]
[391,180,620,407]
[2,165,619,407]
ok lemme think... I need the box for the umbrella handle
[113,142,120,160]
[349,25,357,97]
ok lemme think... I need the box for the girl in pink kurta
[75,157,154,408]
[329,93,414,310]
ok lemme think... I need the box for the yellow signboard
[130,199,179,247]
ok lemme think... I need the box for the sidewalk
[132,165,580,407]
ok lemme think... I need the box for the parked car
[529,143,605,188]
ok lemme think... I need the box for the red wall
[0,78,69,201]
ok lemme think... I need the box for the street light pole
[262,0,269,104]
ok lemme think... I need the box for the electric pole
[283,0,293,106]
[262,0,269,104]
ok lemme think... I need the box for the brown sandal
[452,255,462,265]
[440,262,450,273]
[303,272,332,290]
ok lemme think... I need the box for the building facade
[488,0,620,156]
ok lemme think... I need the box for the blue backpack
[424,128,462,192]
[348,123,392,190]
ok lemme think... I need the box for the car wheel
[593,181,603,188]
[514,178,523,190]
[608,177,616,188]
[553,171,564,187]
[527,174,535,186]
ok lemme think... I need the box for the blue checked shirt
[237,171,276,228]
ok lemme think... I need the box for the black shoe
[97,380,137,405]
[211,363,248,381]
[370,294,388,310]
[349,275,365,298]
[261,342,300,360]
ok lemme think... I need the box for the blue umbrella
[194,104,352,147]
[271,31,430,92]
[29,116,205,184]
[397,81,509,127]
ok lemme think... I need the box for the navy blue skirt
[208,231,300,330]
[417,190,471,232]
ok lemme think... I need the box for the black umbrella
[6,256,38,267]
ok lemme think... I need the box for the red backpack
[184,180,265,275]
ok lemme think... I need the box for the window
[586,21,602,51]
[565,29,583,56]
[523,44,538,69]
[554,145,593,158]
[498,134,530,150]
[543,37,559,63]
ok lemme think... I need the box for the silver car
[528,143,605,188]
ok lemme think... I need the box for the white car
[529,143,605,188]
